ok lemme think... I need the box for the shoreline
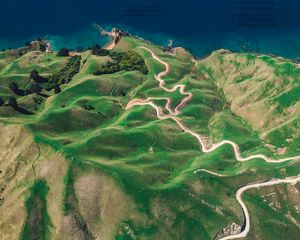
[2,25,300,64]
[98,26,300,64]
[103,36,116,50]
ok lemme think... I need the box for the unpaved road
[125,46,300,239]
[126,47,300,163]
[219,175,300,240]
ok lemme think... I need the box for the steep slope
[199,50,300,157]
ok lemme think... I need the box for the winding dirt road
[220,175,300,240]
[125,46,300,239]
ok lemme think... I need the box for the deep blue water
[1,0,300,58]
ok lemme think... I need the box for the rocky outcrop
[214,223,242,240]
[96,25,129,45]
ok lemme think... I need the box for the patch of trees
[0,94,34,115]
[93,51,148,75]
[6,96,32,114]
[30,70,47,83]
[91,44,109,56]
[8,96,17,108]
[54,85,61,94]
[39,44,46,52]
[43,56,81,90]
[3,93,38,115]
[8,55,80,98]
[9,82,26,96]
[27,82,43,94]
[9,81,43,96]
[2,56,81,115]
[57,48,70,57]
[7,56,81,96]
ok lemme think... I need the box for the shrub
[91,44,109,56]
[9,82,19,92]
[24,89,30,95]
[30,70,47,83]
[57,48,69,57]
[30,70,39,79]
[54,85,61,94]
[8,96,17,108]
[27,82,42,94]
[0,97,4,106]
[39,44,46,52]
[9,82,25,96]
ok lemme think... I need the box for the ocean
[1,0,300,59]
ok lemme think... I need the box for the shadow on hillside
[11,106,34,115]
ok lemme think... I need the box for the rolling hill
[0,34,299,240]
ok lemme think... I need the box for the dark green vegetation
[57,48,70,57]
[62,164,95,239]
[20,180,52,240]
[91,44,109,56]
[0,36,299,240]
[0,53,81,115]
[94,50,148,75]
[43,55,81,90]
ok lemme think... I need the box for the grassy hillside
[199,50,300,157]
[0,37,299,240]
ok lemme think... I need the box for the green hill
[0,36,299,240]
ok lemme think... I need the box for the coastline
[2,24,300,64]
[98,25,300,63]
[103,37,115,50]
[103,37,116,50]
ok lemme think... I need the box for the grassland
[0,36,299,240]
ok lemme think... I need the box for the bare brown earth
[0,123,143,239]
[0,124,36,240]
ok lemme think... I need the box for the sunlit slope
[199,50,300,157]
[0,37,299,240]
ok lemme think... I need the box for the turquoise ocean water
[1,0,300,59]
